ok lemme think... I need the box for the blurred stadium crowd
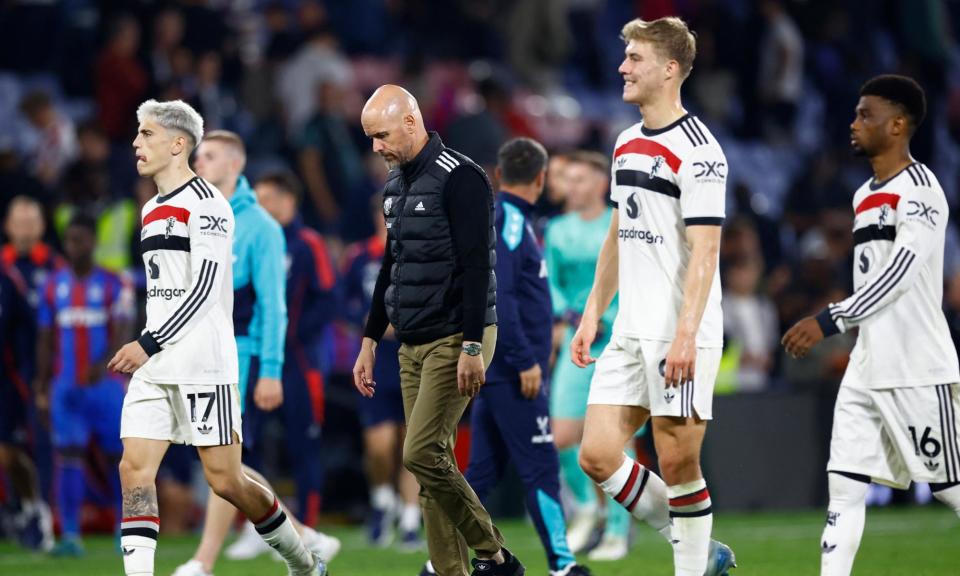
[0,0,959,539]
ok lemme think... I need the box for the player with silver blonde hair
[136,99,204,151]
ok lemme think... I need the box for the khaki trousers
[398,325,502,576]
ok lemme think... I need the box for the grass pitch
[1,507,957,575]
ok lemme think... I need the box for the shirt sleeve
[253,217,288,380]
[138,198,234,356]
[363,240,393,342]
[678,145,727,226]
[496,204,537,371]
[817,179,946,336]
[444,165,493,343]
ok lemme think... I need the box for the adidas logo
[821,541,837,554]
[414,201,425,212]
[122,547,136,556]
[664,388,676,404]
[198,423,213,435]
[925,459,940,472]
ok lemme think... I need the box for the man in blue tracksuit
[464,138,589,576]
[255,170,340,527]
[174,132,339,576]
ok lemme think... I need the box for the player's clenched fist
[108,341,149,374]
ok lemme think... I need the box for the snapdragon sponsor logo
[147,286,188,300]
[618,227,665,244]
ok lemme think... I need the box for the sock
[371,484,397,512]
[560,446,597,509]
[598,454,671,540]
[604,448,636,541]
[821,472,869,576]
[932,482,960,515]
[667,479,713,576]
[253,498,315,574]
[398,502,421,533]
[57,459,84,538]
[121,515,159,575]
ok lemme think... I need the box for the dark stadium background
[0,0,958,546]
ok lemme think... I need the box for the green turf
[1,507,957,575]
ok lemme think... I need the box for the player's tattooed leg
[122,485,159,517]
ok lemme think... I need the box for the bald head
[362,84,429,169]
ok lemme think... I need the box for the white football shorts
[828,378,960,489]
[587,336,720,420]
[120,377,242,447]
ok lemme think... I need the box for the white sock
[371,484,397,511]
[253,498,315,574]
[121,515,159,575]
[668,479,713,576]
[398,503,421,532]
[598,454,671,541]
[932,483,960,515]
[821,473,869,576]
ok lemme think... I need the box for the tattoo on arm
[122,485,158,517]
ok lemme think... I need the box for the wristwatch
[462,342,482,356]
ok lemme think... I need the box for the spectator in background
[719,219,778,392]
[298,81,366,233]
[18,91,78,187]
[54,124,138,274]
[147,8,186,93]
[0,261,53,552]
[3,196,63,307]
[35,214,133,557]
[95,14,148,142]
[445,77,510,175]
[2,197,63,518]
[757,0,804,141]
[531,152,570,240]
[277,24,353,138]
[255,171,339,528]
[341,194,422,550]
[193,52,239,133]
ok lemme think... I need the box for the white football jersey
[819,162,960,389]
[610,114,726,347]
[135,176,238,386]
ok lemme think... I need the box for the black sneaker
[470,547,525,576]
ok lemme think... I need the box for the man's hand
[781,316,825,359]
[664,332,696,388]
[353,338,377,398]
[108,341,149,374]
[519,364,542,400]
[253,377,283,411]
[457,345,485,398]
[570,318,598,368]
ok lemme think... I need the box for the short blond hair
[621,17,696,80]
[203,130,247,159]
[566,150,609,175]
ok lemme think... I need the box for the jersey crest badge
[164,216,176,239]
